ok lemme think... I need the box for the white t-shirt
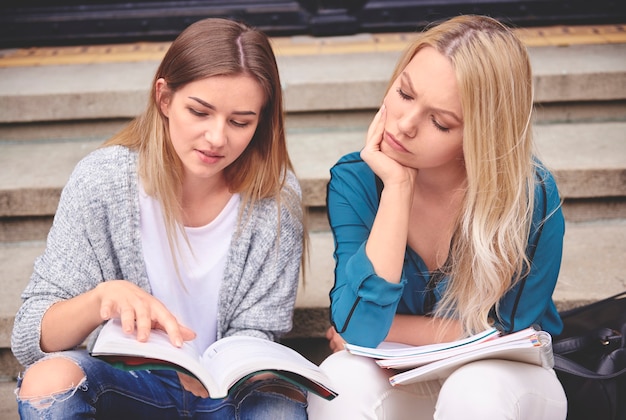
[139,184,239,353]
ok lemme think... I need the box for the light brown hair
[104,18,305,276]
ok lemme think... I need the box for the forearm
[40,287,104,352]
[385,314,462,346]
[365,182,413,283]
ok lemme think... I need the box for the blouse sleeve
[327,155,406,347]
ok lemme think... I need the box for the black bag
[553,291,626,420]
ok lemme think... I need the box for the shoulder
[532,161,564,233]
[64,146,137,203]
[278,170,303,226]
[328,151,377,201]
[73,146,136,181]
[70,145,135,178]
[533,161,562,210]
[282,169,302,197]
[330,151,375,183]
[245,170,303,228]
[331,151,369,176]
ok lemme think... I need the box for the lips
[384,131,408,152]
[195,149,223,163]
[197,149,222,158]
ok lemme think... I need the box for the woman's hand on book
[95,280,196,347]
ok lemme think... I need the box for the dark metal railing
[1,0,623,48]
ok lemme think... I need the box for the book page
[91,319,221,394]
[377,327,544,369]
[389,331,553,385]
[345,328,500,359]
[92,320,338,400]
[201,335,337,399]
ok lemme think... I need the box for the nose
[396,109,419,139]
[204,118,227,147]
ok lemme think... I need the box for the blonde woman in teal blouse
[308,15,567,419]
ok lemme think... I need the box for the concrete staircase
[0,33,625,417]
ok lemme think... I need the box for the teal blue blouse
[327,152,565,347]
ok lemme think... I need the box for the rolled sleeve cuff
[345,242,405,305]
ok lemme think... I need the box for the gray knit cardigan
[12,146,304,368]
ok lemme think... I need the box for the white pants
[307,350,567,420]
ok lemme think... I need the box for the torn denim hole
[15,355,88,410]
[16,376,87,410]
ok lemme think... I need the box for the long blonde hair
[103,18,305,272]
[389,15,537,335]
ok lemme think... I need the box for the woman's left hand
[361,104,417,190]
[326,326,347,353]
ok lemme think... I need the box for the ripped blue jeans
[15,350,307,419]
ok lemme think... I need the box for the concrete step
[0,380,16,420]
[0,42,625,124]
[1,120,625,242]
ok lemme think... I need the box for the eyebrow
[188,96,258,116]
[400,72,463,123]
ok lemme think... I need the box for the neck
[180,174,232,227]
[414,161,467,201]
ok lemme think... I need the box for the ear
[155,78,170,117]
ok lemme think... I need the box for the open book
[345,327,554,386]
[91,319,337,400]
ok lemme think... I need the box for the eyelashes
[431,117,450,133]
[230,120,249,128]
[396,87,412,101]
[188,107,206,117]
[187,107,250,128]
[395,88,451,133]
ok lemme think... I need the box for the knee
[307,351,395,419]
[435,360,567,420]
[437,361,510,409]
[19,357,85,399]
[318,350,385,381]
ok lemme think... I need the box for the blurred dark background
[1,0,624,48]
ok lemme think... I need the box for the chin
[380,146,401,162]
